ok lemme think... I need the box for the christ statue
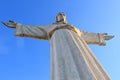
[2,12,114,80]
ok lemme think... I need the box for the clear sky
[0,0,119,80]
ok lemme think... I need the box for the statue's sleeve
[80,30,106,46]
[15,23,52,40]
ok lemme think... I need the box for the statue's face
[56,13,67,23]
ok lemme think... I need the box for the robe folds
[15,23,111,80]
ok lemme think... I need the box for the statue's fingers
[1,21,5,24]
[1,21,12,28]
[104,35,114,40]
[103,33,107,35]
[9,20,13,23]
[1,21,8,25]
[9,20,16,23]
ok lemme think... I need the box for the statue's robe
[15,23,111,80]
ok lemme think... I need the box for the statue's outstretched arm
[1,20,50,40]
[81,31,114,46]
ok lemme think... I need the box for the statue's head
[56,12,67,24]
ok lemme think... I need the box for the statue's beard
[57,19,67,24]
[57,19,64,22]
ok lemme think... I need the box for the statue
[2,12,114,80]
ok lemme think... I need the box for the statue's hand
[103,33,114,40]
[1,20,17,28]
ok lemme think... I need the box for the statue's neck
[53,22,67,24]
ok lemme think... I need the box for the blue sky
[0,0,120,80]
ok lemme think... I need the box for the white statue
[2,12,114,80]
